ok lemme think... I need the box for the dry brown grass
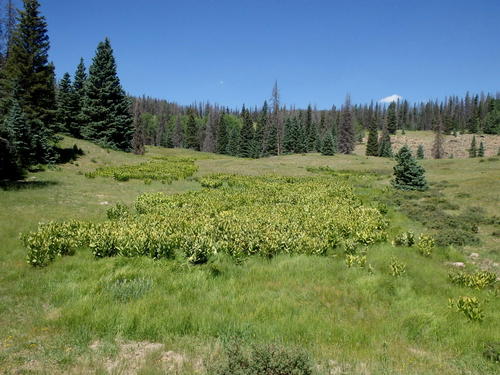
[358,131,500,159]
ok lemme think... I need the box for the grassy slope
[0,136,499,374]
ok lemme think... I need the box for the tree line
[0,0,133,180]
[130,88,500,159]
[1,1,499,180]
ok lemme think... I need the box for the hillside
[0,135,499,374]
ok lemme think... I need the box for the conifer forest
[0,1,499,374]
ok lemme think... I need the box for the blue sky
[37,0,500,109]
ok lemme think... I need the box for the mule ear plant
[448,296,484,322]
[392,231,415,247]
[390,257,406,277]
[416,234,435,257]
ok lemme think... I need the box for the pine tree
[171,116,184,148]
[71,58,87,138]
[131,101,145,155]
[417,144,425,159]
[482,99,500,134]
[386,102,397,134]
[55,72,77,134]
[254,101,267,157]
[81,38,133,151]
[321,133,335,156]
[365,114,378,156]
[2,99,32,167]
[0,0,56,163]
[266,119,278,156]
[431,118,445,159]
[478,141,485,157]
[338,95,354,154]
[185,108,199,150]
[283,117,295,153]
[216,111,228,154]
[226,125,240,156]
[392,145,428,191]
[378,127,393,157]
[468,136,477,158]
[239,107,255,158]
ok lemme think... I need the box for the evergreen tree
[417,144,425,159]
[386,102,397,134]
[321,133,335,156]
[55,72,76,134]
[392,145,428,191]
[478,141,485,157]
[0,0,56,163]
[2,99,31,167]
[131,101,145,155]
[431,118,445,159]
[81,38,133,151]
[468,136,477,158]
[254,101,268,157]
[338,95,354,154]
[283,117,295,153]
[482,100,500,134]
[216,111,228,154]
[365,114,378,156]
[171,116,184,148]
[71,58,87,138]
[378,127,393,157]
[266,119,278,156]
[226,125,240,156]
[185,108,199,150]
[239,107,255,157]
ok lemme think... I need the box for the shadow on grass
[55,144,85,164]
[0,179,58,191]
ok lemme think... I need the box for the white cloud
[379,94,402,103]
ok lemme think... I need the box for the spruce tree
[2,99,32,167]
[338,96,354,154]
[254,101,268,157]
[365,114,378,156]
[468,136,477,158]
[417,144,425,159]
[239,107,255,158]
[478,141,485,157]
[431,118,445,159]
[185,108,199,150]
[321,133,335,156]
[131,101,145,155]
[81,38,133,151]
[216,110,228,154]
[386,102,397,134]
[1,0,56,163]
[171,116,184,147]
[378,128,393,157]
[71,58,87,138]
[392,145,428,191]
[283,117,295,153]
[226,125,240,156]
[55,72,76,134]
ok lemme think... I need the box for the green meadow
[0,135,499,374]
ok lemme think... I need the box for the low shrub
[207,340,313,375]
